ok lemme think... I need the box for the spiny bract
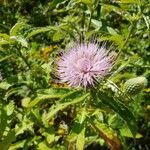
[124,76,148,95]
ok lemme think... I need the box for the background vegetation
[0,0,150,150]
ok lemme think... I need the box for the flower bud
[124,76,148,95]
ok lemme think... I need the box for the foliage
[0,0,150,150]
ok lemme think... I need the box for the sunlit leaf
[0,39,14,46]
[120,127,142,139]
[0,82,12,90]
[53,30,65,41]
[76,128,85,150]
[100,34,124,48]
[10,36,28,47]
[8,140,26,150]
[37,142,51,150]
[91,19,102,29]
[5,101,14,116]
[10,22,26,36]
[15,117,34,135]
[0,33,10,39]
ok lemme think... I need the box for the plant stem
[87,9,93,31]
[80,7,85,43]
[116,22,136,60]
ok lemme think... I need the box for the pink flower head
[57,41,115,88]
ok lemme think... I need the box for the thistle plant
[1,0,149,149]
[55,40,138,149]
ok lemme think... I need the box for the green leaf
[42,93,89,127]
[76,128,85,150]
[143,15,150,30]
[27,26,57,39]
[0,108,8,138]
[5,101,14,116]
[10,22,26,36]
[107,27,118,35]
[10,36,28,47]
[91,19,102,29]
[0,33,10,39]
[8,140,26,150]
[0,130,16,150]
[91,120,121,150]
[0,55,14,63]
[100,34,124,48]
[120,127,142,139]
[38,142,51,150]
[28,88,72,107]
[120,0,140,4]
[53,30,64,42]
[0,39,14,46]
[97,91,137,137]
[15,117,34,135]
[0,82,12,90]
[78,0,92,5]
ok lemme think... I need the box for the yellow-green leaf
[76,128,85,150]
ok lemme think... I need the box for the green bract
[124,76,148,95]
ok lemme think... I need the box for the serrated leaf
[97,91,137,137]
[10,22,25,36]
[15,117,34,135]
[92,120,121,150]
[28,88,72,107]
[42,93,89,127]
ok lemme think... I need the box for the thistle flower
[57,41,115,88]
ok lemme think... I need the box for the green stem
[116,22,136,60]
[80,8,85,43]
[87,9,93,31]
